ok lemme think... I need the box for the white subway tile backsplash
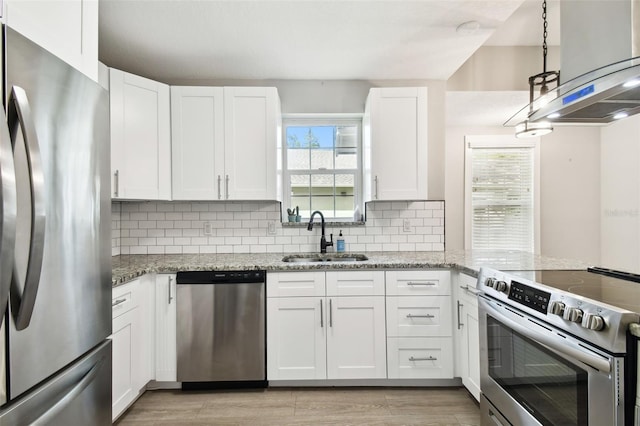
[112,200,445,255]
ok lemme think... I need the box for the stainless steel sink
[282,254,368,263]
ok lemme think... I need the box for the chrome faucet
[307,211,333,253]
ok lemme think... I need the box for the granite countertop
[112,250,591,287]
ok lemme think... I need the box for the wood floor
[115,387,480,425]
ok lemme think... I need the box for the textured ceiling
[98,0,555,84]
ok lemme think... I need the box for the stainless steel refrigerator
[0,26,112,424]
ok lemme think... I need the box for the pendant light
[515,0,560,138]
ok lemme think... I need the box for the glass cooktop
[508,268,640,314]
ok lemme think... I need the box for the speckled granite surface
[112,250,591,287]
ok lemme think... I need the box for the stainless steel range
[477,267,640,426]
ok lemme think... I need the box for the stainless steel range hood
[506,0,640,127]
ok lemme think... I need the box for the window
[464,135,540,252]
[283,117,362,220]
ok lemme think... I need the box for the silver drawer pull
[407,282,436,286]
[409,356,437,362]
[459,285,481,295]
[406,314,435,319]
[112,298,126,307]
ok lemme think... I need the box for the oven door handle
[481,297,611,373]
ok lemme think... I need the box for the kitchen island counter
[112,250,591,287]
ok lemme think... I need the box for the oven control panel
[508,280,551,314]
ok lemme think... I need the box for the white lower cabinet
[155,274,177,381]
[267,271,386,381]
[385,270,454,379]
[112,275,154,421]
[454,272,481,401]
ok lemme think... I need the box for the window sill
[282,221,365,227]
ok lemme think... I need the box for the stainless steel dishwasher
[176,270,266,389]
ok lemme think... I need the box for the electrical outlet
[203,222,213,236]
[403,219,411,233]
[267,220,276,235]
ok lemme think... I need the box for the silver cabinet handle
[114,170,119,197]
[320,299,323,328]
[460,285,480,296]
[329,298,333,327]
[0,100,17,330]
[168,276,174,304]
[112,298,126,307]
[406,314,435,319]
[8,86,46,331]
[457,301,464,329]
[409,356,437,361]
[407,282,436,286]
[217,175,222,200]
[225,174,230,199]
[374,175,379,199]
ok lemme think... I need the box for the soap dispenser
[336,230,345,253]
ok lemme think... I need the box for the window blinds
[470,147,534,252]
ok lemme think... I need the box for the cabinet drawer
[112,280,139,319]
[387,337,454,379]
[326,271,385,296]
[386,296,452,337]
[267,272,325,297]
[385,271,450,296]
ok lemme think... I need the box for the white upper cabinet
[110,68,171,200]
[171,86,281,201]
[364,87,428,201]
[224,87,280,200]
[171,86,225,200]
[5,0,99,81]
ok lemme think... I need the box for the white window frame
[464,135,541,253]
[282,114,363,221]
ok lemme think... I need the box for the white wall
[539,127,600,264]
[445,124,601,263]
[601,114,640,273]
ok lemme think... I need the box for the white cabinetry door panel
[267,297,326,380]
[6,0,98,81]
[112,308,135,421]
[387,337,454,379]
[455,273,480,401]
[110,69,171,200]
[171,86,225,200]
[326,296,386,379]
[155,274,177,381]
[326,270,385,297]
[386,296,452,337]
[365,87,428,201]
[385,270,450,296]
[267,271,325,297]
[462,308,481,400]
[224,87,278,200]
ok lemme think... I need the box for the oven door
[478,295,625,426]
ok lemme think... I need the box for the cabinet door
[462,306,481,401]
[267,297,326,380]
[133,275,155,391]
[326,270,385,297]
[171,86,225,200]
[110,68,171,200]
[326,296,386,379]
[155,274,177,381]
[5,0,98,81]
[224,87,279,200]
[112,307,135,421]
[367,87,428,200]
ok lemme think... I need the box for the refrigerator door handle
[7,86,46,331]
[30,358,103,425]
[0,106,17,329]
